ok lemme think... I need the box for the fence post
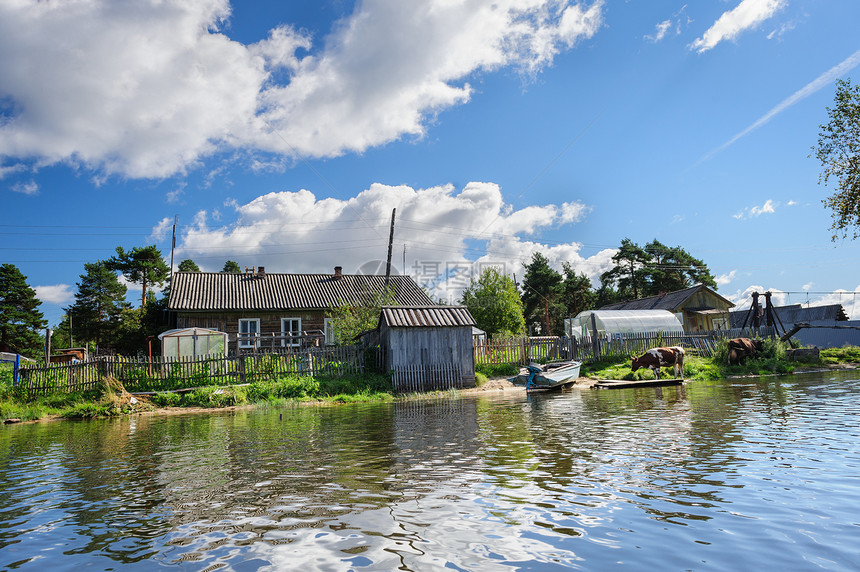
[590,313,600,360]
[237,354,246,384]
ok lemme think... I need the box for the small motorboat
[510,361,582,392]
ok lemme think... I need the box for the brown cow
[50,350,83,364]
[631,346,685,379]
[727,338,763,365]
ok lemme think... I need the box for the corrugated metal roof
[729,303,849,328]
[168,272,434,311]
[600,284,734,312]
[380,306,476,328]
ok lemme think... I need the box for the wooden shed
[377,306,477,392]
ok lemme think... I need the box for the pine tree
[0,263,47,358]
[106,245,170,308]
[222,260,241,273]
[66,261,129,348]
[521,253,564,335]
[561,263,595,319]
[177,259,201,272]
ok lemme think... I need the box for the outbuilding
[376,306,477,391]
[158,327,228,359]
[565,310,685,342]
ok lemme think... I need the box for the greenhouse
[564,310,684,342]
[158,327,228,359]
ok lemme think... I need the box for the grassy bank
[580,338,832,382]
[0,366,395,422]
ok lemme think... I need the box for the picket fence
[391,363,462,393]
[474,327,775,366]
[17,345,368,397]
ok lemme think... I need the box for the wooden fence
[16,345,369,397]
[391,363,463,393]
[474,328,775,366]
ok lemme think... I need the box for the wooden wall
[679,291,733,332]
[176,310,328,351]
[382,325,475,388]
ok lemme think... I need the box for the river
[1,370,859,571]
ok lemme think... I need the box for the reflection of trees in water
[2,375,846,569]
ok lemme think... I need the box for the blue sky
[2,0,860,327]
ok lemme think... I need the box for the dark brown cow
[727,338,763,365]
[631,346,685,379]
[50,350,83,364]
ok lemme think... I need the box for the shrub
[180,386,246,408]
[475,363,519,378]
[475,372,489,387]
[151,392,182,407]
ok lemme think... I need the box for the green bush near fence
[248,374,320,402]
[820,346,860,364]
[475,363,519,378]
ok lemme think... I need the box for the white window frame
[281,317,302,348]
[238,318,260,349]
[324,318,335,346]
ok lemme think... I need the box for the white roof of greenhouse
[157,327,227,340]
[569,310,684,334]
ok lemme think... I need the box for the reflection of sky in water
[1,372,859,570]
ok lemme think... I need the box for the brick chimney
[334,266,343,279]
[257,266,265,277]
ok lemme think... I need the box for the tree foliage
[460,267,525,337]
[814,78,860,240]
[66,261,129,349]
[222,260,241,273]
[600,238,715,300]
[600,238,650,300]
[642,239,715,294]
[178,259,201,272]
[0,263,47,358]
[105,245,170,308]
[561,263,596,319]
[521,253,564,335]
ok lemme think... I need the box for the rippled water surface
[2,371,860,570]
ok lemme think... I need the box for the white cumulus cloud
[10,180,38,195]
[716,270,737,286]
[690,0,786,53]
[0,0,604,180]
[34,284,74,305]
[174,181,612,303]
[734,199,777,220]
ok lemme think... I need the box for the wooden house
[600,284,735,332]
[167,266,434,353]
[376,306,477,391]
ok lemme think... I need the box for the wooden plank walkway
[592,378,685,390]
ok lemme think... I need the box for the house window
[324,318,335,345]
[281,317,302,348]
[238,318,260,349]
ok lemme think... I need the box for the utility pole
[169,215,178,282]
[385,208,396,288]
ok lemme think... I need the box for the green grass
[580,341,802,382]
[475,363,519,378]
[820,346,860,364]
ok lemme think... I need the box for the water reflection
[1,371,859,570]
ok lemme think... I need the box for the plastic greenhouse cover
[566,310,684,339]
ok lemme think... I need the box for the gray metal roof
[729,303,849,327]
[600,284,734,312]
[168,272,434,311]
[380,306,476,328]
